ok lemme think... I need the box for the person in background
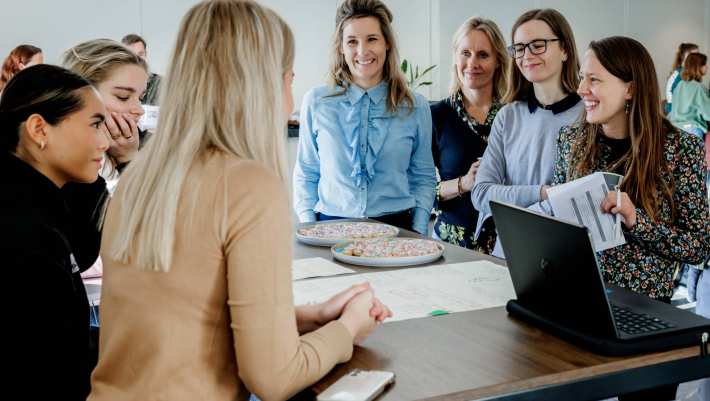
[664,42,698,114]
[554,36,709,400]
[430,16,508,253]
[668,53,710,140]
[293,0,436,235]
[0,44,43,93]
[63,39,148,165]
[121,33,162,106]
[471,8,582,256]
[1,64,109,401]
[669,51,710,401]
[88,1,390,400]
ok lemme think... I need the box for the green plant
[400,59,436,90]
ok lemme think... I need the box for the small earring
[624,101,630,115]
[39,141,46,150]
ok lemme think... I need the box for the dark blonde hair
[567,36,674,222]
[449,16,509,103]
[62,39,148,86]
[681,53,707,82]
[0,44,42,92]
[504,9,579,103]
[328,0,414,111]
[670,42,698,73]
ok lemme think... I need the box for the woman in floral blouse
[555,36,709,302]
[430,17,508,253]
[555,35,709,401]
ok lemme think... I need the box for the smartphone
[317,369,395,401]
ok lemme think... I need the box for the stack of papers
[293,261,516,322]
[546,172,625,252]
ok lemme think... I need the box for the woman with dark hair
[1,64,109,400]
[471,9,582,255]
[664,42,699,114]
[555,36,709,400]
[293,0,436,235]
[0,44,43,93]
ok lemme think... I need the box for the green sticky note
[429,310,449,316]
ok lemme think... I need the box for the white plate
[296,222,399,247]
[331,239,444,267]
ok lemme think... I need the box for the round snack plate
[331,238,444,267]
[295,221,400,247]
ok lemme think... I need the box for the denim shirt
[293,82,436,234]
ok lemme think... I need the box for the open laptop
[490,200,710,356]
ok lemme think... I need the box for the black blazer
[1,152,107,401]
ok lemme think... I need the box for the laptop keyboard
[611,305,676,335]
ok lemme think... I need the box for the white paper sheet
[292,260,516,322]
[292,257,356,281]
[138,105,159,131]
[547,172,626,252]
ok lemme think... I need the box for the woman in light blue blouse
[293,0,436,234]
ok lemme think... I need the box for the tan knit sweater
[89,150,353,401]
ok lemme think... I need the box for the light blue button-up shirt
[293,82,436,234]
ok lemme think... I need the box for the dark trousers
[316,209,414,232]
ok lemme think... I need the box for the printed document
[546,172,625,252]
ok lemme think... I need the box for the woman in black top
[1,65,110,401]
[431,16,509,253]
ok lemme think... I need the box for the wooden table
[294,221,710,401]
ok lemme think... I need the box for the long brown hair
[0,44,42,92]
[567,36,674,222]
[670,42,698,73]
[328,0,414,111]
[503,9,579,103]
[448,16,509,103]
[681,53,707,82]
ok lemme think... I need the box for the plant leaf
[420,65,436,76]
[401,59,408,74]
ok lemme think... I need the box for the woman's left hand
[601,190,637,229]
[318,282,372,325]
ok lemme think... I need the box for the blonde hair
[62,39,147,85]
[449,17,509,103]
[109,0,294,272]
[329,0,414,111]
[681,53,707,82]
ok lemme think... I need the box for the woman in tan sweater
[88,1,390,400]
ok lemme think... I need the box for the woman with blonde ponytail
[90,1,390,400]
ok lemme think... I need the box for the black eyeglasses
[507,38,560,59]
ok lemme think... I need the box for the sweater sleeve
[224,163,352,401]
[471,108,543,218]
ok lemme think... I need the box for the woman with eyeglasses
[471,8,582,256]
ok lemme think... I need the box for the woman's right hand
[460,160,481,192]
[338,290,380,345]
[102,112,140,164]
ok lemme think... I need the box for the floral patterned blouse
[553,123,710,300]
[430,92,502,253]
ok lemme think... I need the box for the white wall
[2,0,709,108]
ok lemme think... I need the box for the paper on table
[292,260,516,322]
[547,172,626,252]
[292,257,356,281]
